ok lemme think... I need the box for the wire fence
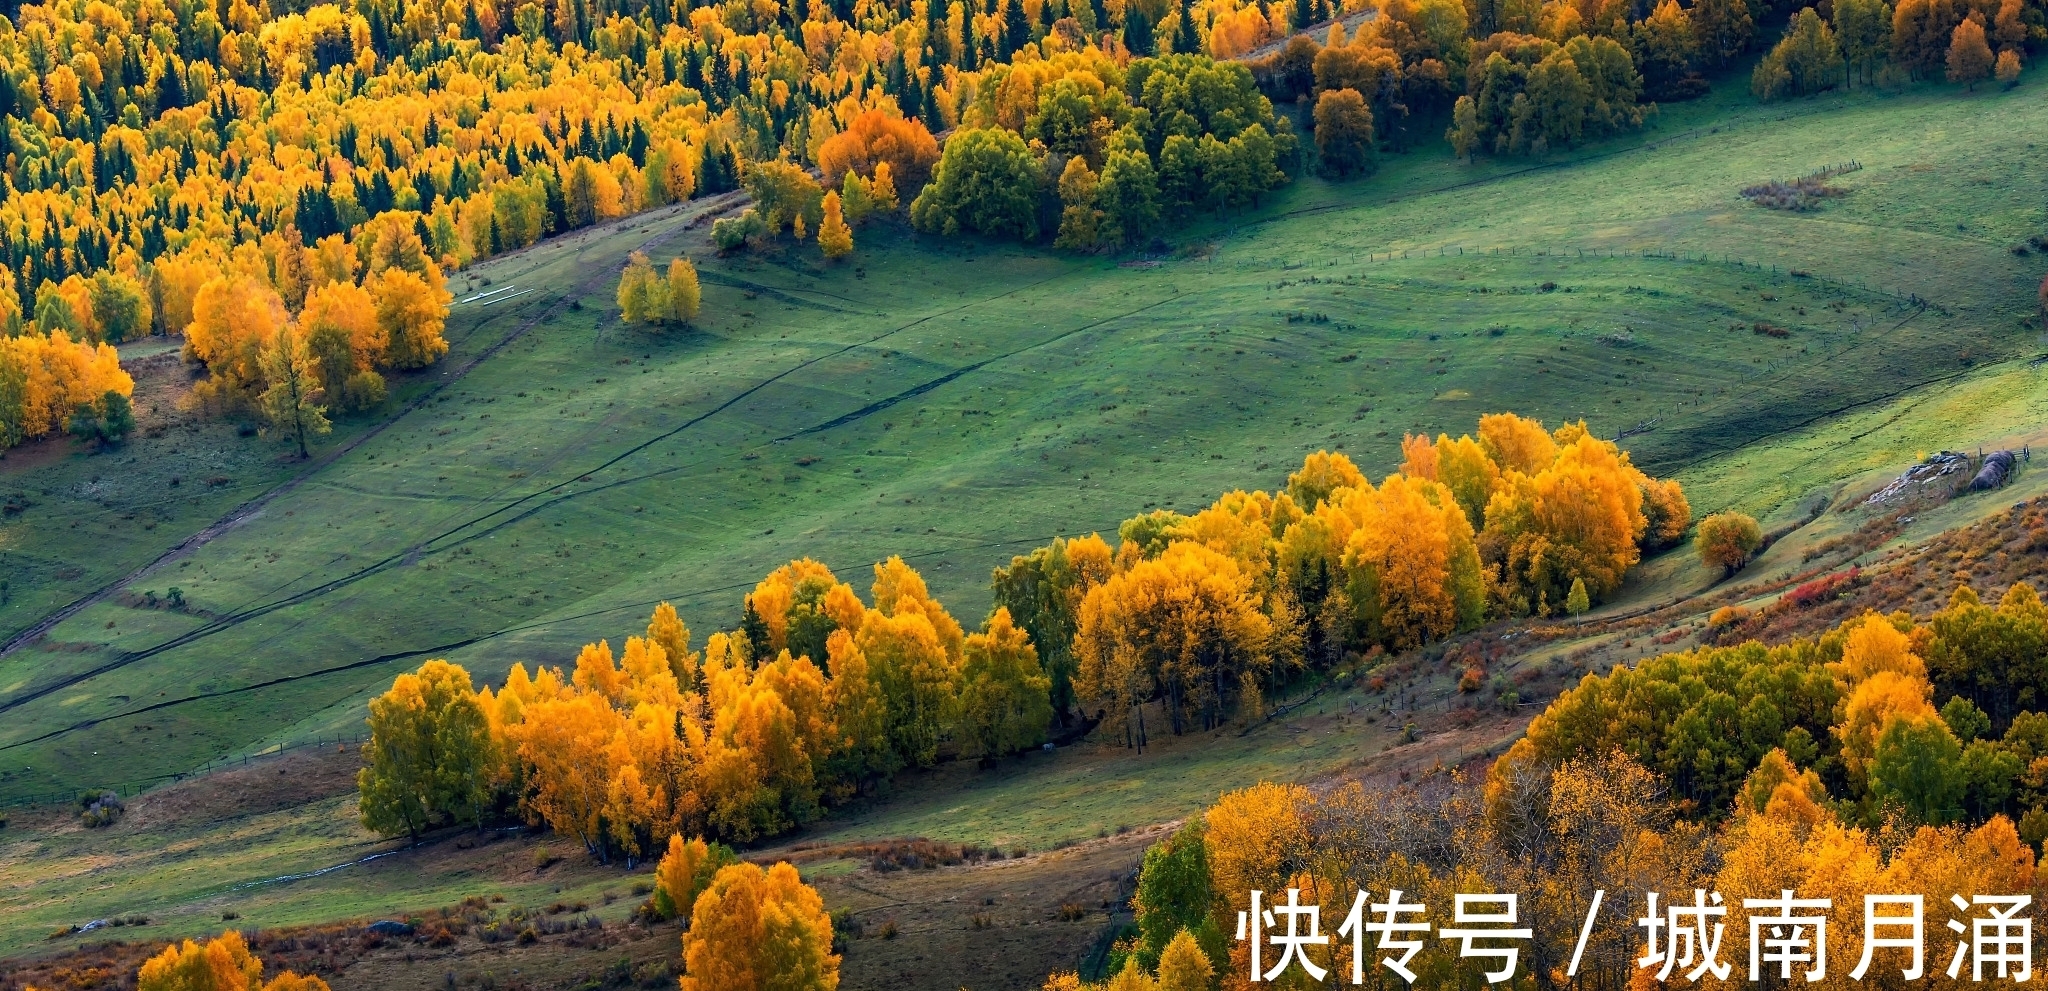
[1330,243,1926,305]
[0,731,365,810]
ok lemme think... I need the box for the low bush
[629,959,670,987]
[78,790,125,828]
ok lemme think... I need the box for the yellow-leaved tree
[357,660,497,840]
[369,267,451,370]
[680,861,839,991]
[297,281,386,413]
[1203,781,1312,923]
[818,191,854,259]
[136,930,330,991]
[256,324,330,459]
[667,258,702,324]
[652,833,738,920]
[1156,929,1216,991]
[617,252,667,324]
[188,274,288,394]
[1074,541,1273,742]
[957,607,1053,759]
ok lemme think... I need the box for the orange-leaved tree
[652,833,739,920]
[136,930,330,991]
[817,107,941,190]
[1074,541,1274,741]
[680,861,839,991]
[1694,510,1763,575]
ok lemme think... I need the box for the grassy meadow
[0,74,2043,958]
[0,668,1537,959]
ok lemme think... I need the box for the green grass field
[0,672,1531,959]
[0,77,2042,814]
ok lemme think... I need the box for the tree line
[0,0,2033,379]
[357,412,1686,853]
[1751,0,2030,97]
[356,556,1057,856]
[1514,583,2048,833]
[1063,581,2048,988]
[993,412,1687,748]
[0,0,1400,450]
[9,0,2032,452]
[0,326,132,451]
[1240,0,2037,172]
[912,49,1296,248]
[1072,745,2037,990]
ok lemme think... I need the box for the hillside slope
[0,79,2041,812]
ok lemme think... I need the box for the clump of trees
[1752,7,1846,99]
[1749,0,2032,98]
[616,253,702,326]
[993,413,1686,744]
[714,151,904,259]
[1069,729,2039,991]
[0,0,2032,437]
[1070,590,2048,991]
[913,51,1296,251]
[1452,34,1648,157]
[360,412,1684,853]
[1399,413,1690,616]
[358,559,1058,856]
[0,330,133,453]
[137,930,329,991]
[1247,0,1659,163]
[65,388,136,450]
[1508,586,2048,832]
[184,214,452,441]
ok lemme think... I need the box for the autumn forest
[0,0,2042,981]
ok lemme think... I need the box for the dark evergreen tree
[628,120,650,165]
[544,176,569,233]
[1173,2,1199,55]
[156,58,185,110]
[1001,0,1029,57]
[740,600,771,662]
[1124,6,1154,54]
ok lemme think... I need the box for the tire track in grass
[0,521,1124,753]
[0,289,550,663]
[0,94,1864,687]
[34,272,1151,730]
[401,289,1187,551]
[0,197,734,690]
[0,264,1078,718]
[695,270,868,311]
